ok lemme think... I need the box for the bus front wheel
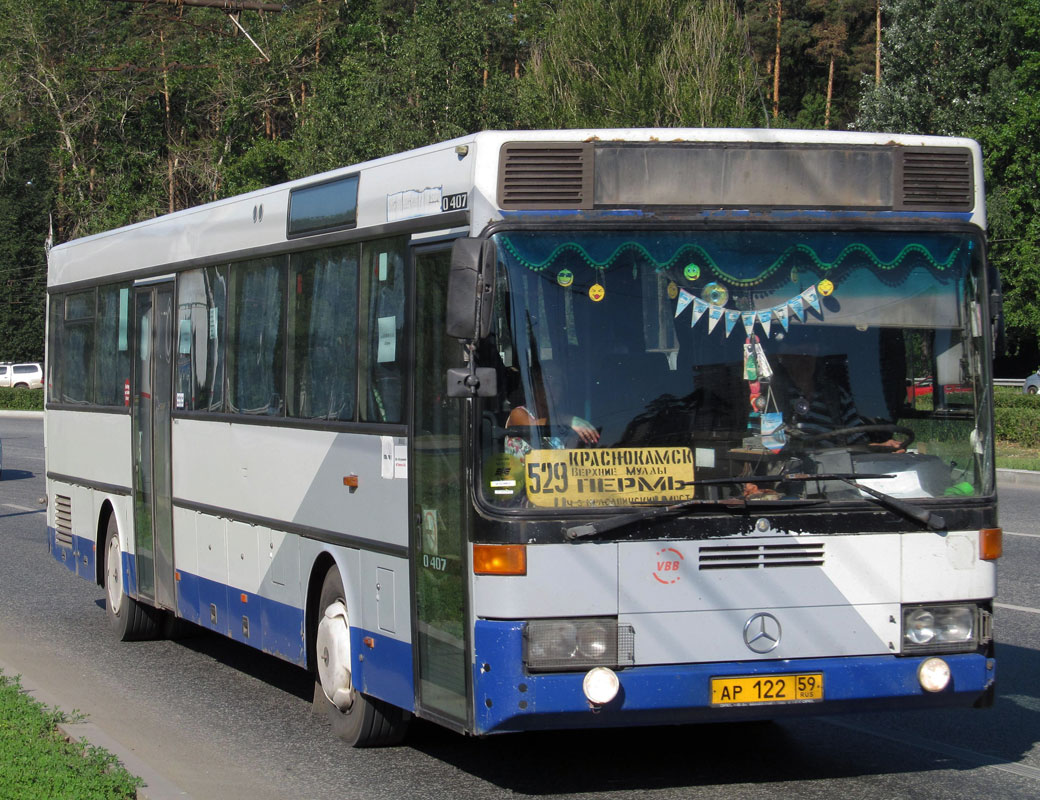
[103,514,160,641]
[312,565,410,747]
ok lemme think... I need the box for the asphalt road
[1,414,1038,800]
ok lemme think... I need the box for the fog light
[582,666,619,706]
[918,657,951,692]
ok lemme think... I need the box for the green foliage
[856,0,1040,353]
[519,0,766,128]
[0,671,141,799]
[994,386,1040,447]
[0,387,44,410]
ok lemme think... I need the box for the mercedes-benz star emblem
[743,612,782,653]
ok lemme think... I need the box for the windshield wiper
[745,472,946,531]
[562,472,945,541]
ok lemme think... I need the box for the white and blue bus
[46,129,1001,746]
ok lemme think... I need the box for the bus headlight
[524,618,635,672]
[901,604,986,654]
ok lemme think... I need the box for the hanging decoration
[675,282,834,339]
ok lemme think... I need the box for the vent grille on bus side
[895,148,973,211]
[498,142,593,210]
[698,542,825,570]
[54,494,73,548]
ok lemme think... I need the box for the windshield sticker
[524,447,694,508]
[684,263,701,281]
[589,283,605,302]
[557,269,574,287]
[668,281,680,300]
[818,278,834,296]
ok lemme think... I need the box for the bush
[0,387,44,411]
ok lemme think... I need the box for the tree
[856,0,1040,358]
[519,0,765,129]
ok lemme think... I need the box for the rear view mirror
[446,238,496,340]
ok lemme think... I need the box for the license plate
[710,673,824,706]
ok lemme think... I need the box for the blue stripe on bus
[471,619,994,735]
[47,530,415,711]
[176,569,415,711]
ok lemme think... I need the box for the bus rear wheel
[103,514,160,641]
[312,565,410,747]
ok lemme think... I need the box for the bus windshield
[478,228,993,512]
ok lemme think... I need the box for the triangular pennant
[774,304,790,331]
[724,309,741,336]
[691,296,709,327]
[789,295,805,323]
[741,311,756,336]
[707,305,725,334]
[756,309,772,338]
[674,288,694,318]
[802,285,821,313]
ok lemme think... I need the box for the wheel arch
[305,551,342,674]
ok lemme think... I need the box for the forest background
[0,0,1037,377]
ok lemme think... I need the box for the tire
[13,382,28,389]
[311,565,410,747]
[103,514,160,641]
[1028,385,1038,396]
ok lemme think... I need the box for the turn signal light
[980,528,1002,561]
[473,543,527,575]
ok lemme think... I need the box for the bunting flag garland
[674,288,694,317]
[673,282,832,339]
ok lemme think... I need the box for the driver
[773,350,905,452]
[505,361,599,457]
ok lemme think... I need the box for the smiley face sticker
[557,269,574,287]
[818,279,835,297]
[683,263,700,281]
[589,283,605,302]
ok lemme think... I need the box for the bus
[45,129,1001,747]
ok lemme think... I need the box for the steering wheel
[794,423,915,451]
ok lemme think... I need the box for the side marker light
[473,544,527,575]
[980,528,1002,560]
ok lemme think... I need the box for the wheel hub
[315,601,354,711]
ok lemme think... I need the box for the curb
[0,656,193,800]
[996,468,1040,489]
[0,409,44,419]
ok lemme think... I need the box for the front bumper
[472,620,995,735]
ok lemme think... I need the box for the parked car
[0,362,43,389]
[1024,369,1040,395]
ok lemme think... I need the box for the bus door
[131,281,176,611]
[411,246,469,725]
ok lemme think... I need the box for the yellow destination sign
[525,447,695,508]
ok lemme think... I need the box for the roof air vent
[895,147,973,212]
[498,142,593,210]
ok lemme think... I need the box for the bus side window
[360,238,407,423]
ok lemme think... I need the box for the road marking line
[1,504,38,513]
[822,719,1040,781]
[995,602,1040,615]
[1004,531,1040,538]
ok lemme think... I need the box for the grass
[0,671,141,800]
[996,441,1040,472]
